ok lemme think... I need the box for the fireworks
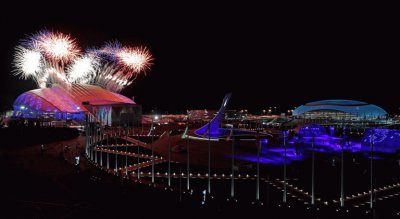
[13,30,153,92]
[13,46,43,79]
[30,31,80,63]
[67,55,99,83]
[117,46,152,73]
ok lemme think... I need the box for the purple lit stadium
[13,84,140,125]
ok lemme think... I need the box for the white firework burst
[67,55,100,83]
[13,46,43,79]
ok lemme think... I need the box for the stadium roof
[13,84,135,113]
[293,99,387,118]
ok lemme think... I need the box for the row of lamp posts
[85,115,377,211]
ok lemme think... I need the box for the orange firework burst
[117,46,152,73]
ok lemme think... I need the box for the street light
[311,133,315,205]
[256,131,261,202]
[168,130,172,187]
[186,118,190,192]
[283,130,287,203]
[125,113,129,177]
[151,112,155,184]
[230,127,235,199]
[207,123,211,194]
[340,129,345,208]
[370,130,374,209]
[106,133,110,169]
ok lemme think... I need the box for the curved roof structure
[13,84,135,113]
[293,99,387,118]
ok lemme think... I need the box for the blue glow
[232,147,304,165]
[233,126,399,166]
[362,128,400,153]
[299,124,327,137]
[329,126,335,136]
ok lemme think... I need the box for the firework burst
[117,46,152,74]
[67,55,100,83]
[13,46,43,79]
[13,30,152,92]
[30,31,80,63]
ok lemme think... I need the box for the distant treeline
[0,127,79,147]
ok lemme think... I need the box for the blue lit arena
[293,99,388,120]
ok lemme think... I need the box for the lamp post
[85,113,89,157]
[107,135,110,169]
[370,130,374,209]
[115,151,118,174]
[340,130,345,208]
[100,136,103,166]
[168,130,172,187]
[114,126,118,173]
[125,117,129,178]
[207,123,211,194]
[230,127,235,199]
[137,138,141,180]
[137,116,141,180]
[94,122,97,163]
[311,133,315,205]
[186,118,190,192]
[256,131,260,202]
[151,113,155,184]
[283,130,287,203]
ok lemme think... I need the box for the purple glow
[362,128,400,153]
[195,93,231,138]
[232,146,304,165]
[329,126,335,136]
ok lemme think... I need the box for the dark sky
[1,3,399,114]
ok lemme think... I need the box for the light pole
[230,127,235,199]
[151,113,155,184]
[207,123,211,194]
[100,135,103,166]
[137,138,140,180]
[94,122,98,163]
[311,133,315,205]
[283,130,287,203]
[168,130,172,187]
[114,126,118,173]
[137,117,141,180]
[256,132,260,202]
[125,115,128,177]
[186,118,190,192]
[107,135,110,169]
[370,130,374,209]
[340,129,345,208]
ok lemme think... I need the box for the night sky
[1,4,398,114]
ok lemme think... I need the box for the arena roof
[13,84,135,113]
[293,99,387,118]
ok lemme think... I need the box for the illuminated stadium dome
[293,99,387,120]
[13,84,141,125]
